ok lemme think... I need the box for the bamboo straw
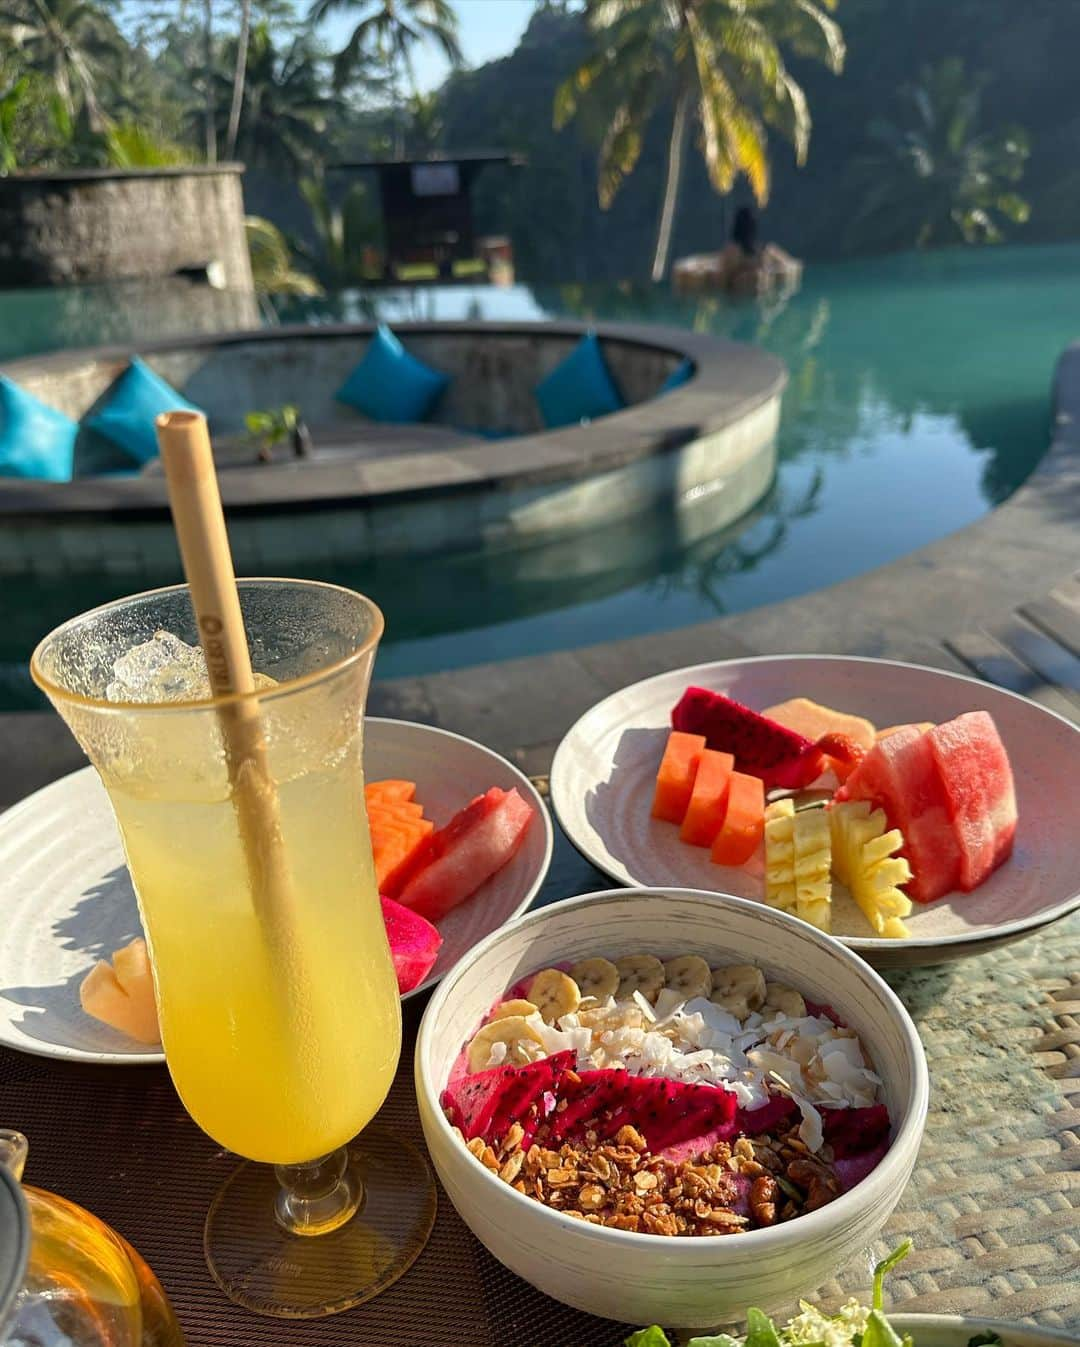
[155,411,300,954]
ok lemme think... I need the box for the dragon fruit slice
[824,1104,892,1191]
[441,1051,575,1143]
[550,1070,736,1152]
[486,1051,577,1146]
[380,895,442,994]
[821,1103,890,1158]
[547,1069,631,1141]
[735,1094,798,1135]
[672,687,828,790]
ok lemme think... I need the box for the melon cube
[80,938,160,1045]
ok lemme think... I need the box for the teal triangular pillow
[336,325,449,423]
[0,376,78,481]
[534,332,624,429]
[86,356,202,464]
[659,358,694,394]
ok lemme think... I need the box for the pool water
[293,244,1077,678]
[2,243,1079,703]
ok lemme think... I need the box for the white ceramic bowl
[415,887,929,1328]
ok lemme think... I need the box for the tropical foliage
[0,0,1064,278]
[245,215,323,294]
[852,58,1030,251]
[308,0,461,91]
[211,22,336,171]
[554,0,845,279]
[0,0,122,130]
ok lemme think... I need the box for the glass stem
[273,1147,362,1237]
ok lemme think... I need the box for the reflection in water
[2,245,1078,697]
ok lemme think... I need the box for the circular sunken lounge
[0,322,785,581]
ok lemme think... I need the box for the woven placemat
[1,906,1076,1346]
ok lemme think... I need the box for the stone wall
[0,166,253,290]
[2,327,685,434]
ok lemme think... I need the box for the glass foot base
[203,1127,437,1318]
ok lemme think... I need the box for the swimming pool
[2,242,1078,703]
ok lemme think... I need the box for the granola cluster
[460,1120,842,1236]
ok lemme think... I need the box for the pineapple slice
[830,800,913,939]
[764,799,832,932]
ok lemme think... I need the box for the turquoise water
[2,243,1078,701]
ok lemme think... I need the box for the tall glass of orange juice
[31,579,435,1319]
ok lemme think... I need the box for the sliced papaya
[652,731,706,824]
[710,772,765,867]
[679,748,734,847]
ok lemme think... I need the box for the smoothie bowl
[415,888,928,1327]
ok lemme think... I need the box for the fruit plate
[0,716,553,1065]
[550,655,1080,968]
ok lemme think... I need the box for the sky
[321,0,538,93]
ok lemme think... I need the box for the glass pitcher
[0,1131,185,1347]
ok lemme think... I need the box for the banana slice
[491,998,540,1021]
[710,964,766,1019]
[662,954,712,1001]
[570,956,620,1000]
[760,982,807,1020]
[526,968,581,1023]
[614,954,665,1004]
[467,1015,545,1072]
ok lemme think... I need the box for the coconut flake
[795,1096,824,1151]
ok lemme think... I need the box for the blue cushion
[0,376,78,481]
[535,332,624,428]
[659,358,694,394]
[85,356,202,464]
[336,325,449,423]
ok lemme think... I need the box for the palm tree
[308,0,461,155]
[224,0,251,160]
[213,22,337,172]
[555,0,845,281]
[202,0,215,160]
[0,0,121,131]
[852,58,1030,251]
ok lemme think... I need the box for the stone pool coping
[3,343,1076,806]
[0,322,785,517]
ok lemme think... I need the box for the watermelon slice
[926,711,1017,890]
[835,725,962,903]
[672,687,826,789]
[394,786,535,922]
[380,896,442,994]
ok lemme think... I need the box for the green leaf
[862,1309,905,1347]
[744,1307,783,1347]
[686,1334,743,1347]
[872,1240,912,1310]
[625,1329,672,1347]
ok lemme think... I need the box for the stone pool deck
[4,345,1077,820]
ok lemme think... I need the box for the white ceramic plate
[888,1317,1080,1347]
[0,716,552,1065]
[550,655,1080,967]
